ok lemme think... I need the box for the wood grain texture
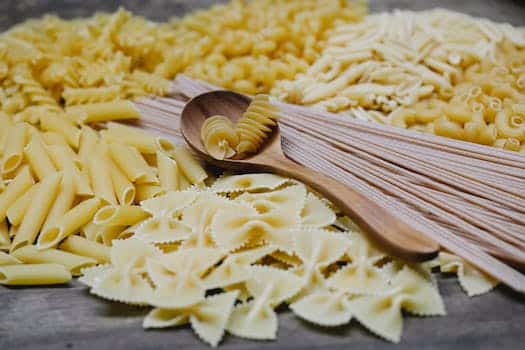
[181,90,439,261]
[1,1,525,349]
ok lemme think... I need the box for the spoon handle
[263,156,439,262]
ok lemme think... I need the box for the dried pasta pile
[0,2,511,347]
[0,0,366,121]
[0,107,498,346]
[273,9,525,151]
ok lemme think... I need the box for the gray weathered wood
[1,1,525,349]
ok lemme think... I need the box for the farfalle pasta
[439,252,499,296]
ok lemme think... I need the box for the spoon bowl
[181,90,440,262]
[181,90,282,170]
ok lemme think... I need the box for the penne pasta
[87,144,117,205]
[79,125,99,162]
[59,235,110,263]
[12,245,97,275]
[170,146,207,185]
[135,184,166,201]
[0,220,9,250]
[109,162,136,205]
[23,134,57,181]
[81,222,126,246]
[0,166,34,221]
[103,122,158,154]
[39,114,81,148]
[0,263,71,285]
[108,142,158,184]
[47,144,93,196]
[94,205,149,227]
[38,197,102,249]
[10,173,62,251]
[156,151,180,191]
[40,170,76,235]
[0,112,13,157]
[67,101,141,123]
[6,183,39,226]
[0,251,21,265]
[1,123,27,174]
[40,132,82,168]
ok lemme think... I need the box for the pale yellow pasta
[11,245,96,276]
[62,85,121,106]
[433,118,465,140]
[235,95,279,154]
[59,235,110,264]
[23,134,57,181]
[39,114,80,148]
[87,143,118,205]
[0,251,21,265]
[156,151,180,191]
[79,125,99,162]
[108,142,158,184]
[0,112,13,157]
[495,111,525,141]
[1,123,27,174]
[47,144,93,196]
[41,132,82,168]
[503,138,521,151]
[135,184,166,201]
[67,101,141,123]
[170,145,207,185]
[38,197,102,249]
[0,263,71,285]
[103,122,170,154]
[444,103,474,124]
[94,204,149,227]
[109,162,136,205]
[0,220,9,250]
[200,115,238,160]
[40,171,76,235]
[0,166,34,221]
[10,173,62,251]
[82,222,126,246]
[6,182,39,226]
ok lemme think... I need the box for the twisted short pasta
[201,115,238,160]
[11,64,60,112]
[235,95,279,154]
[62,86,121,106]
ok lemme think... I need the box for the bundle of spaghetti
[161,75,525,293]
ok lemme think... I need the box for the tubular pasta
[0,263,71,285]
[67,101,141,123]
[109,142,158,184]
[11,245,96,276]
[59,235,110,264]
[11,173,62,251]
[2,123,27,174]
[94,204,149,227]
[170,146,207,186]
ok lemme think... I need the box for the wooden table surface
[1,1,525,349]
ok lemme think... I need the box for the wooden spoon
[181,90,439,262]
